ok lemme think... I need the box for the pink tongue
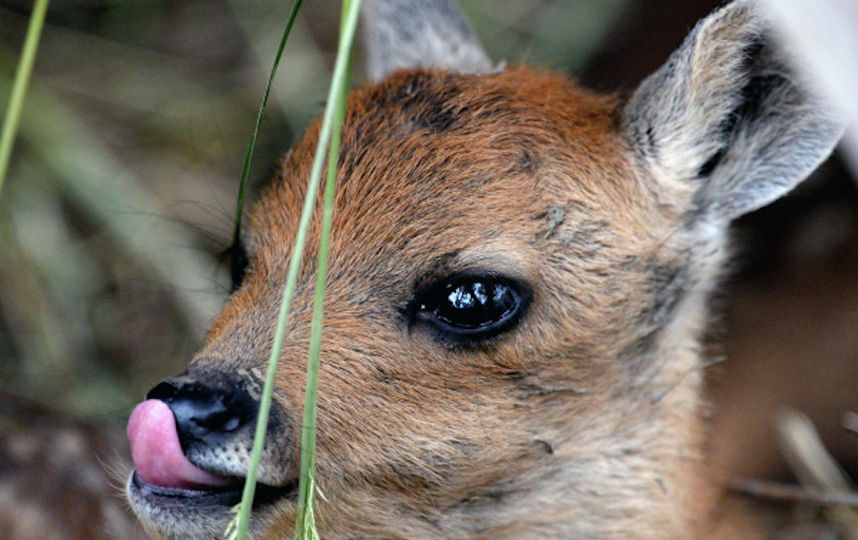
[127,399,238,490]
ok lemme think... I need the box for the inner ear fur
[622,0,845,223]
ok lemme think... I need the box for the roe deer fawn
[125,0,846,537]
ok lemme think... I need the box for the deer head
[125,1,844,538]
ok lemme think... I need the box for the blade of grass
[229,0,362,537]
[0,0,50,195]
[295,2,355,536]
[230,0,303,254]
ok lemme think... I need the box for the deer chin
[127,472,297,540]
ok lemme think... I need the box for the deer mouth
[126,399,297,509]
[129,469,297,508]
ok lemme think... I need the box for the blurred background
[0,1,855,538]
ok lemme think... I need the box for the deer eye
[411,274,529,344]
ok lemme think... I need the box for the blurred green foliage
[0,0,633,421]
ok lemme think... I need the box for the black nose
[146,373,258,449]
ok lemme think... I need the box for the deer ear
[361,0,493,81]
[622,0,846,223]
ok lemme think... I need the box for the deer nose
[145,375,258,448]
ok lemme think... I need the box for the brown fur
[142,68,713,538]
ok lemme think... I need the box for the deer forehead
[247,67,673,284]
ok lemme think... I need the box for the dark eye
[410,274,529,344]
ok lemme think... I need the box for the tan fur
[127,2,845,538]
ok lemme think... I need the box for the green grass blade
[0,0,50,195]
[295,1,355,535]
[229,0,362,538]
[231,0,303,252]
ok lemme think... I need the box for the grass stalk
[295,3,354,536]
[231,0,303,254]
[228,0,362,537]
[0,0,50,195]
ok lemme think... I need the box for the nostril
[172,393,229,436]
[144,376,257,447]
[222,415,241,432]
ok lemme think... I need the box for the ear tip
[698,0,766,41]
[361,0,493,80]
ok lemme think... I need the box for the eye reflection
[430,278,521,330]
[448,282,488,310]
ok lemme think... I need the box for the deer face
[126,2,844,538]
